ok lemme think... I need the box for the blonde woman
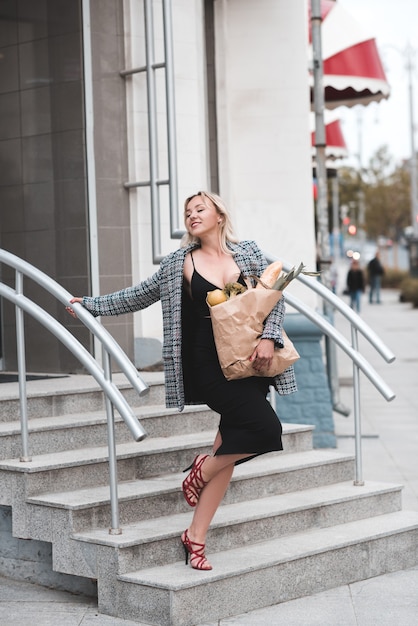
[67,191,297,570]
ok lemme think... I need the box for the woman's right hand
[65,297,83,319]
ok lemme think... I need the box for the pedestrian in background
[367,250,385,304]
[346,259,365,313]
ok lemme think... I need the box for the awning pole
[311,1,349,418]
[311,0,331,286]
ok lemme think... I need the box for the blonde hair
[181,191,239,254]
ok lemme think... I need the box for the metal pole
[162,0,181,237]
[103,348,122,535]
[328,174,349,415]
[15,271,31,462]
[406,44,418,236]
[311,0,331,288]
[311,1,349,416]
[331,176,340,258]
[144,0,161,262]
[351,326,364,486]
[82,0,102,364]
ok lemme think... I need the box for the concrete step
[0,404,218,459]
[1,371,415,626]
[110,510,418,626]
[0,424,315,497]
[24,450,355,539]
[0,406,313,460]
[67,481,402,574]
[0,372,166,422]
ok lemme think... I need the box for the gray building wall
[86,0,134,362]
[0,0,134,372]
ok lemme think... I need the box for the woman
[66,191,297,571]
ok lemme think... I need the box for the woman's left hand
[65,297,83,319]
[249,338,275,372]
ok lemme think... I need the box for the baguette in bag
[207,287,299,380]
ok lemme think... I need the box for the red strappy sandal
[181,529,212,571]
[182,454,209,507]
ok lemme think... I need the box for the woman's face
[185,195,221,237]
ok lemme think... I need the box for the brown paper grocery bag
[208,287,300,380]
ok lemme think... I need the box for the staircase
[0,373,417,626]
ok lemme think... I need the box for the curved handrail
[266,253,396,364]
[283,290,395,401]
[0,283,147,441]
[0,248,149,445]
[0,247,150,532]
[264,251,396,486]
[0,249,149,399]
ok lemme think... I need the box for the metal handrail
[265,253,396,486]
[0,249,149,534]
[0,251,149,397]
[279,257,395,363]
[282,290,395,401]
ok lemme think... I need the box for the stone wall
[278,314,336,448]
[0,505,96,596]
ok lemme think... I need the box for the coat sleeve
[261,294,285,346]
[238,241,285,347]
[82,269,162,317]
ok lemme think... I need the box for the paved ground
[1,285,417,625]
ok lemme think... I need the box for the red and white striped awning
[310,111,348,160]
[308,0,390,109]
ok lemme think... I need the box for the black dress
[183,263,283,461]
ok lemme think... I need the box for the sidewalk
[0,288,417,625]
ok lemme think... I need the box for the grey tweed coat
[82,240,297,411]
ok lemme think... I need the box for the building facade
[0,0,315,373]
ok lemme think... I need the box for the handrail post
[351,326,364,486]
[325,305,350,416]
[103,349,122,535]
[15,271,31,462]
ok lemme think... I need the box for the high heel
[181,529,212,571]
[182,454,209,507]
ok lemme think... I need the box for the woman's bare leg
[183,428,254,546]
[187,453,251,545]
